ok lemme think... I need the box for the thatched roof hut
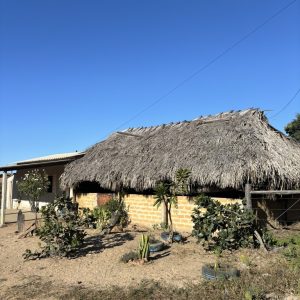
[61,109,300,192]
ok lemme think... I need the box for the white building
[0,152,84,226]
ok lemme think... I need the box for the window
[47,176,53,193]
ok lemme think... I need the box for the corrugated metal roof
[16,152,84,165]
[0,152,85,171]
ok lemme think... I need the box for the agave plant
[138,234,150,261]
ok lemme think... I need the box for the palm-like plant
[153,168,191,242]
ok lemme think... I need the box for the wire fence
[251,193,300,227]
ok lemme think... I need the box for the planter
[160,232,182,242]
[202,264,240,280]
[149,240,165,252]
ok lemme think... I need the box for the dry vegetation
[61,109,300,192]
[1,222,300,300]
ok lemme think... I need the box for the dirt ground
[1,221,299,300]
[0,221,213,297]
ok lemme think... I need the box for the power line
[108,0,298,134]
[270,87,300,119]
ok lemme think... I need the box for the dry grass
[1,259,300,300]
[1,224,300,300]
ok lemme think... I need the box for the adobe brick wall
[75,192,241,232]
[76,193,98,209]
[124,194,162,227]
[125,195,241,232]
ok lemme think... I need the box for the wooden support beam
[245,183,252,210]
[162,202,167,225]
[0,171,7,227]
[250,190,300,195]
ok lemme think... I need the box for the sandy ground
[0,221,215,296]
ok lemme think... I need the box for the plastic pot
[149,240,164,252]
[160,232,182,242]
[202,264,240,280]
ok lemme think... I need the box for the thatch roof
[61,109,300,191]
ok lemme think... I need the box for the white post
[70,187,74,200]
[0,171,8,227]
[161,202,167,226]
[245,183,252,210]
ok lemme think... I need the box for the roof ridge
[124,108,261,134]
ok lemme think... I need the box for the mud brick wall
[76,192,241,232]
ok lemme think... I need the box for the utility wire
[109,0,298,133]
[269,87,300,119]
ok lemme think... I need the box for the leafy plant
[17,169,50,213]
[285,113,300,142]
[81,207,96,228]
[153,168,190,242]
[93,206,110,230]
[80,198,130,231]
[192,194,259,251]
[23,196,86,259]
[103,198,129,229]
[138,234,150,261]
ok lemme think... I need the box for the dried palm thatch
[60,109,300,192]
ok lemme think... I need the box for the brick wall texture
[76,193,241,232]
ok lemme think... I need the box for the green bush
[92,206,110,230]
[81,198,130,230]
[23,196,86,259]
[191,194,259,251]
[120,251,139,263]
[81,207,96,228]
[103,198,129,228]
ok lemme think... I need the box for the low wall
[76,192,241,232]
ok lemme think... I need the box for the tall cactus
[138,234,150,261]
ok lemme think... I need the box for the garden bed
[0,222,300,299]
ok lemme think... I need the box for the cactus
[138,234,150,261]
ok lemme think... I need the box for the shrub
[17,169,49,213]
[191,194,259,251]
[81,207,96,228]
[23,196,86,259]
[92,206,110,230]
[103,198,130,229]
[120,251,139,263]
[80,198,129,230]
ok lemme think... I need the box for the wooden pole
[161,202,167,226]
[245,183,252,210]
[0,171,8,227]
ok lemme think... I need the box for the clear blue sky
[0,0,299,166]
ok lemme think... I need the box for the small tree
[153,168,191,241]
[191,194,259,251]
[17,169,49,213]
[285,113,300,142]
[23,196,86,259]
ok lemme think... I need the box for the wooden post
[70,187,74,199]
[0,171,8,227]
[17,210,25,232]
[161,202,167,226]
[245,183,252,210]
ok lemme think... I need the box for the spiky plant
[138,234,150,261]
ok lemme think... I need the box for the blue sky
[0,0,299,166]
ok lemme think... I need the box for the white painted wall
[12,165,66,210]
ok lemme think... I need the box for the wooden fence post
[245,183,252,210]
[162,202,167,226]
